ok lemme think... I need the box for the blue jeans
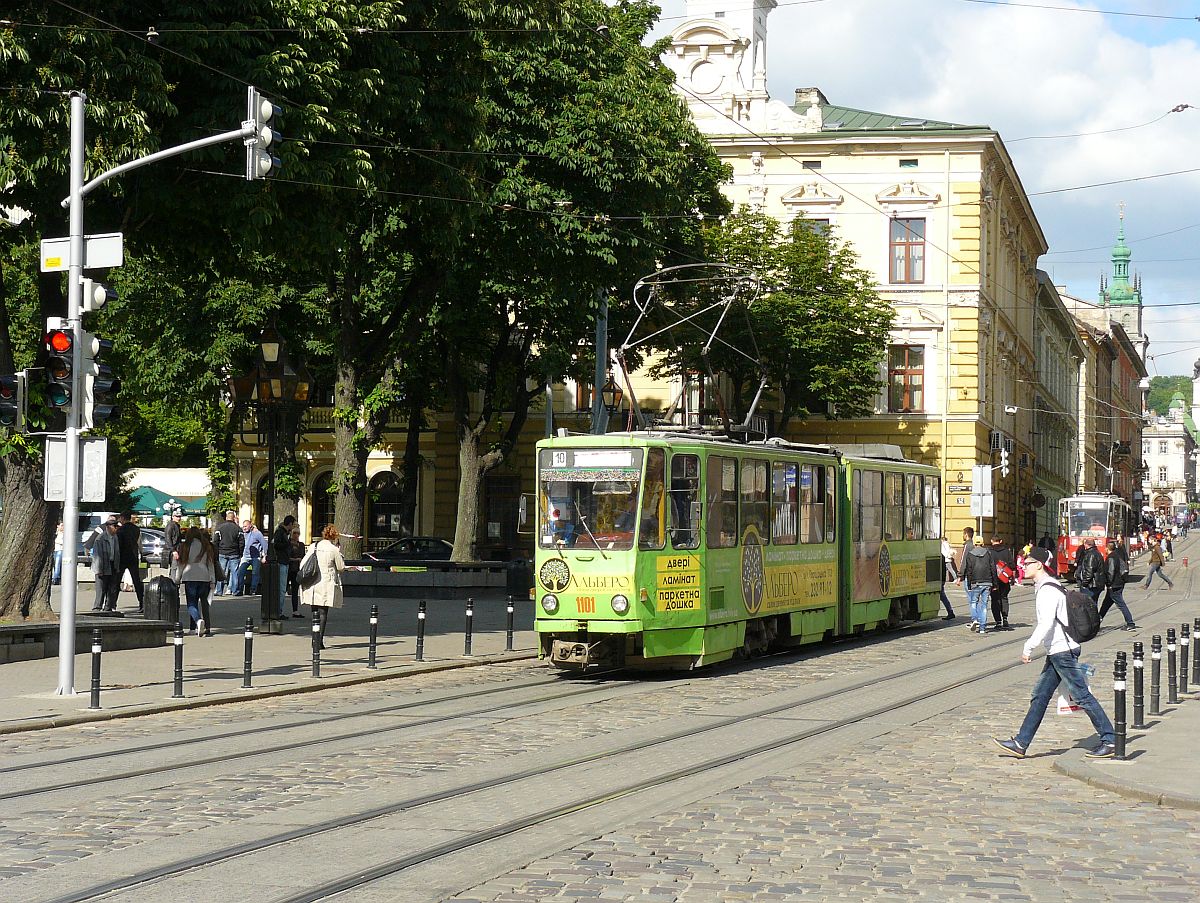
[1082,586,1102,604]
[1099,585,1133,625]
[1016,652,1115,749]
[233,557,261,595]
[216,554,239,595]
[277,563,289,617]
[184,581,207,630]
[1143,564,1173,588]
[965,584,990,631]
[52,550,63,584]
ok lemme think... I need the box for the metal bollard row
[1181,623,1191,695]
[1150,634,1162,717]
[1167,628,1179,706]
[1131,641,1145,730]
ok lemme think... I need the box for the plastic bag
[1056,663,1095,715]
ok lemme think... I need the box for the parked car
[139,527,167,565]
[364,536,454,563]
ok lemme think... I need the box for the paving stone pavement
[450,649,1200,902]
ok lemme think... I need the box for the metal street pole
[56,91,86,696]
[590,290,607,436]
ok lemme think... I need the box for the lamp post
[228,326,312,630]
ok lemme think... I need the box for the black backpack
[1051,584,1101,643]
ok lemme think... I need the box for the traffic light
[0,371,26,432]
[1000,447,1010,478]
[81,330,120,429]
[44,317,74,412]
[81,277,115,314]
[245,86,282,180]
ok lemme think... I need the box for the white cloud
[653,0,1200,374]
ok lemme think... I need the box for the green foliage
[651,208,894,430]
[1147,376,1191,416]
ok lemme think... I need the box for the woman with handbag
[300,524,345,648]
[178,526,217,636]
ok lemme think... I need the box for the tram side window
[640,448,666,550]
[825,465,837,542]
[904,473,923,540]
[923,475,941,539]
[668,454,700,550]
[707,455,739,548]
[800,465,826,543]
[772,462,798,545]
[741,458,770,542]
[884,472,904,541]
[856,470,883,543]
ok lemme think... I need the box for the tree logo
[878,541,892,596]
[539,558,571,593]
[741,525,765,614]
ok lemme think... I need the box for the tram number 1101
[577,596,596,613]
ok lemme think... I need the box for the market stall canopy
[128,485,208,515]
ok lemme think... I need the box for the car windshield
[538,448,643,551]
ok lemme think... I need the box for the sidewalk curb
[1053,749,1200,811]
[0,650,538,737]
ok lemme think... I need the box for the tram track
[34,596,1169,903]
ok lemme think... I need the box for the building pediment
[781,181,844,211]
[876,181,940,213]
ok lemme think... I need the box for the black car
[139,527,167,564]
[365,536,454,563]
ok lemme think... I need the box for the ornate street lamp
[600,371,623,417]
[228,325,314,629]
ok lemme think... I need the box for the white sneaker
[197,618,205,636]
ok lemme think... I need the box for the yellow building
[659,0,1050,542]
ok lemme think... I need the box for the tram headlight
[541,594,560,615]
[610,594,630,615]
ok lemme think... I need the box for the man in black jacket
[91,517,122,613]
[989,535,1016,631]
[270,515,296,619]
[1075,538,1106,604]
[213,510,244,596]
[1099,535,1136,629]
[116,513,144,612]
[961,538,996,635]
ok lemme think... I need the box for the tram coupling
[550,637,623,670]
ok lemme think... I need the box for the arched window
[367,471,405,548]
[311,472,336,541]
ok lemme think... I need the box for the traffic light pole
[56,91,86,695]
[53,90,268,694]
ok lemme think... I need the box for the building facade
[660,0,1050,542]
[1142,394,1196,518]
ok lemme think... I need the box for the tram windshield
[538,448,645,550]
[1061,499,1115,539]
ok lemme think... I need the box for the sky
[649,0,1200,376]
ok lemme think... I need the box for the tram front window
[538,448,644,551]
[1067,501,1109,538]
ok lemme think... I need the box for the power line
[1008,106,1191,143]
[952,0,1200,20]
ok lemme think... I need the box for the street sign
[972,464,993,496]
[947,483,971,493]
[970,494,994,517]
[40,232,124,272]
[43,436,108,502]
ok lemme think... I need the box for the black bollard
[368,604,379,669]
[243,617,254,688]
[1113,652,1127,760]
[1132,642,1145,730]
[312,608,322,678]
[88,628,102,710]
[1150,635,1162,717]
[415,599,426,662]
[506,595,515,652]
[464,597,474,656]
[1167,628,1179,706]
[172,622,185,699]
[1193,618,1200,682]
[1181,624,1191,695]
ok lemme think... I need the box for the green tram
[531,432,944,670]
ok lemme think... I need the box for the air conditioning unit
[989,431,1002,451]
[1003,437,1015,453]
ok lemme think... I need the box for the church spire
[1104,202,1136,306]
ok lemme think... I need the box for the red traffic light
[46,329,73,355]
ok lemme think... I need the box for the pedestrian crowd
[73,509,344,645]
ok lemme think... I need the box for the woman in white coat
[301,523,345,648]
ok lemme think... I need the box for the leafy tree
[649,208,893,436]
[1147,375,1191,417]
[438,0,730,560]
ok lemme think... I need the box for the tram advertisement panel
[739,525,837,614]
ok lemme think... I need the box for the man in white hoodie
[992,546,1116,759]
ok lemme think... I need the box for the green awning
[129,485,208,515]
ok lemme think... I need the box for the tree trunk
[397,399,423,536]
[331,361,369,560]
[451,422,487,562]
[0,458,56,621]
